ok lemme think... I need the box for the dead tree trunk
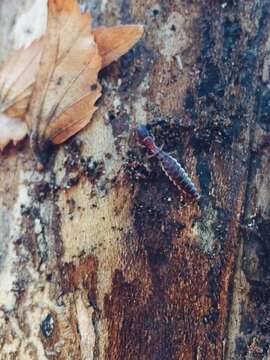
[0,0,270,359]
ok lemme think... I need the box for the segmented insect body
[157,151,200,199]
[136,125,200,200]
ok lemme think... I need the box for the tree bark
[0,0,270,359]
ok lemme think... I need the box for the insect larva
[157,151,200,199]
[136,125,200,200]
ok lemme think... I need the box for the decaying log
[0,1,270,359]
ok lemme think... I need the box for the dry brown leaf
[0,23,143,125]
[0,22,143,121]
[93,25,144,68]
[0,38,44,119]
[3,0,143,163]
[27,0,102,161]
[0,114,28,151]
[0,1,143,159]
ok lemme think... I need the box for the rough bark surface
[0,1,270,359]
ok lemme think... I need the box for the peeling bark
[0,0,270,359]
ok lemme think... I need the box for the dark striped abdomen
[157,151,200,200]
